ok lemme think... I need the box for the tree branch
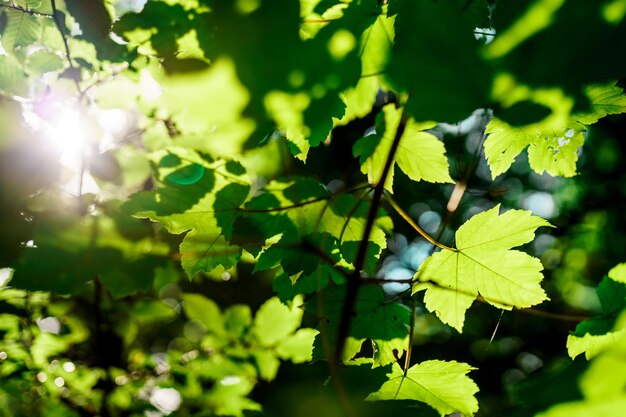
[0,2,53,17]
[334,106,408,362]
[49,0,81,92]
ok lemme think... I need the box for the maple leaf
[366,361,479,416]
[414,204,552,331]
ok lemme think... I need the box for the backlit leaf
[354,105,453,192]
[366,361,479,416]
[414,205,551,331]
[484,117,584,178]
[252,297,303,347]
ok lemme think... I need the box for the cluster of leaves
[1,0,626,416]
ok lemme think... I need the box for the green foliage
[1,0,626,416]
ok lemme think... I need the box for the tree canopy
[1,0,626,416]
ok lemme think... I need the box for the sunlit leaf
[366,361,479,416]
[609,262,626,284]
[414,205,551,331]
[354,105,453,192]
[252,297,303,347]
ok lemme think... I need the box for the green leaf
[323,193,393,252]
[252,297,303,347]
[124,153,249,278]
[349,285,410,348]
[182,294,223,334]
[336,76,378,126]
[251,349,280,381]
[484,117,584,178]
[372,336,408,368]
[528,130,585,177]
[25,48,65,76]
[0,54,27,96]
[130,300,177,324]
[223,305,252,338]
[9,215,167,295]
[1,9,40,51]
[309,285,410,364]
[354,105,453,192]
[414,205,552,331]
[579,315,626,400]
[566,330,626,361]
[272,264,343,303]
[180,230,241,279]
[64,0,125,60]
[388,0,492,122]
[335,14,395,126]
[567,276,626,359]
[276,328,318,363]
[366,361,479,417]
[574,82,626,125]
[256,232,338,278]
[539,318,626,416]
[535,398,626,417]
[609,262,626,284]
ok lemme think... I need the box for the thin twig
[0,2,53,17]
[237,183,370,213]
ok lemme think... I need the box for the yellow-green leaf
[366,361,479,416]
[535,398,626,417]
[355,105,453,192]
[252,297,303,347]
[609,262,626,284]
[414,205,551,331]
[484,117,584,178]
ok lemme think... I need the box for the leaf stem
[334,106,409,362]
[383,191,456,251]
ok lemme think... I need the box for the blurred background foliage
[1,0,626,416]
